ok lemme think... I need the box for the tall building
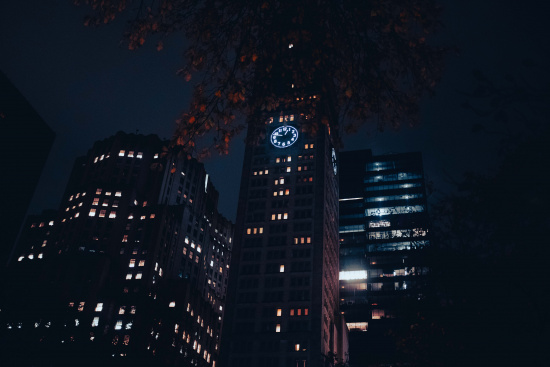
[2,132,233,367]
[0,71,55,267]
[221,113,347,367]
[339,150,430,366]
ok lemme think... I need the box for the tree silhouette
[76,0,446,156]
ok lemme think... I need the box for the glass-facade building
[339,150,430,366]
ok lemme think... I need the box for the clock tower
[221,113,346,367]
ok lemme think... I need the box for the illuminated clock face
[271,126,298,148]
[332,148,337,175]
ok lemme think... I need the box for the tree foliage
[76,0,446,156]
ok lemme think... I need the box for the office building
[221,113,347,367]
[339,150,430,366]
[2,132,233,367]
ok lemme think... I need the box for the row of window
[365,182,422,191]
[30,221,54,228]
[68,191,87,201]
[366,205,425,216]
[365,172,423,183]
[95,188,122,196]
[117,150,144,159]
[89,209,117,218]
[367,228,427,240]
[366,193,423,202]
[69,302,136,315]
[17,253,44,261]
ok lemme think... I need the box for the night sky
[1,0,548,221]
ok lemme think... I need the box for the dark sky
[1,0,548,221]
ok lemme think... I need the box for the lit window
[28,254,34,259]
[276,324,281,332]
[96,189,102,195]
[94,157,98,163]
[129,259,135,268]
[92,198,99,205]
[105,191,111,196]
[138,260,145,267]
[74,212,80,218]
[339,270,368,280]
[18,256,24,262]
[89,209,96,217]
[78,302,85,311]
[305,308,309,315]
[283,213,288,219]
[128,214,134,219]
[295,344,300,351]
[271,214,276,220]
[279,265,285,273]
[119,150,125,157]
[276,158,280,163]
[128,151,134,158]
[136,273,142,279]
[277,309,282,317]
[49,220,54,226]
[285,189,290,195]
[259,227,263,234]
[372,309,385,320]
[99,210,106,218]
[115,320,123,330]
[95,303,103,312]
[140,216,146,220]
[287,166,291,172]
[154,153,159,159]
[137,152,143,159]
[126,274,132,280]
[92,317,99,327]
[280,178,285,184]
[115,191,122,197]
[109,211,116,218]
[39,222,44,227]
[287,156,292,162]
[169,302,176,308]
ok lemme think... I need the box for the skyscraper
[221,113,347,367]
[3,132,233,367]
[339,150,430,366]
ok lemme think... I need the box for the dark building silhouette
[221,113,347,367]
[2,132,233,367]
[338,150,430,366]
[0,71,55,267]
